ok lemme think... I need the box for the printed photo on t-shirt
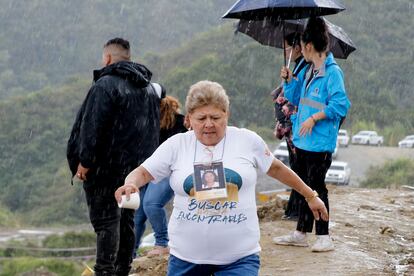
[193,161,227,200]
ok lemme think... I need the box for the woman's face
[284,41,301,61]
[189,104,228,146]
[300,41,312,62]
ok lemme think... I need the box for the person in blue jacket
[273,17,351,252]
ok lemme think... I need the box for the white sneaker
[311,235,334,252]
[273,232,308,247]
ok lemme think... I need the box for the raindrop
[120,4,125,15]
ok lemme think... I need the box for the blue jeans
[167,254,260,276]
[134,177,174,253]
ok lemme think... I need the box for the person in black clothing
[67,38,164,276]
[272,33,308,221]
[134,95,188,257]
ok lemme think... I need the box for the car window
[330,165,345,171]
[279,144,288,150]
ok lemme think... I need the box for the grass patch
[0,205,19,227]
[360,158,414,188]
[0,258,83,276]
[43,231,95,248]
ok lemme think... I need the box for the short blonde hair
[185,80,229,114]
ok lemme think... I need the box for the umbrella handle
[280,49,292,85]
[287,48,293,68]
[282,20,286,67]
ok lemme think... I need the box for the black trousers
[284,140,301,218]
[84,184,135,276]
[294,147,332,235]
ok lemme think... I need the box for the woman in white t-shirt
[115,80,328,276]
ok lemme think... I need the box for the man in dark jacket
[67,38,164,276]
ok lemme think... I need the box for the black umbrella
[223,0,346,65]
[222,0,346,20]
[237,18,356,59]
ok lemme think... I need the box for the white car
[273,141,289,165]
[325,161,351,185]
[398,135,414,148]
[351,130,384,146]
[337,129,350,147]
[273,141,337,162]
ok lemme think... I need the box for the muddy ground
[131,186,414,276]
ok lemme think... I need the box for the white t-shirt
[142,126,274,265]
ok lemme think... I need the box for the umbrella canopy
[237,18,356,59]
[223,0,346,20]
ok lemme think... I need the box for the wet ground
[259,186,414,276]
[131,186,414,276]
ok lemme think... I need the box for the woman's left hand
[308,197,329,221]
[299,117,315,136]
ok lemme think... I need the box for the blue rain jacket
[284,53,351,153]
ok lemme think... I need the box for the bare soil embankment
[131,186,414,276]
[259,186,414,276]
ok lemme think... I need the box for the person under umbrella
[271,32,308,221]
[273,17,351,252]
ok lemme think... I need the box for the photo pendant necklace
[193,135,226,164]
[192,135,228,200]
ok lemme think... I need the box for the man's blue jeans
[134,177,174,254]
[167,253,260,276]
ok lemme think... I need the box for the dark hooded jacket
[67,61,164,187]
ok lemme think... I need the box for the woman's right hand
[308,197,329,221]
[280,66,292,83]
[114,183,139,204]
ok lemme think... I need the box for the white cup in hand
[118,192,140,209]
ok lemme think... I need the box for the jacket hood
[93,61,152,87]
[325,52,337,67]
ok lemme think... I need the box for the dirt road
[132,186,414,276]
[259,186,414,276]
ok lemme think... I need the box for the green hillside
[0,79,91,225]
[0,0,234,99]
[0,0,413,225]
[148,0,414,138]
